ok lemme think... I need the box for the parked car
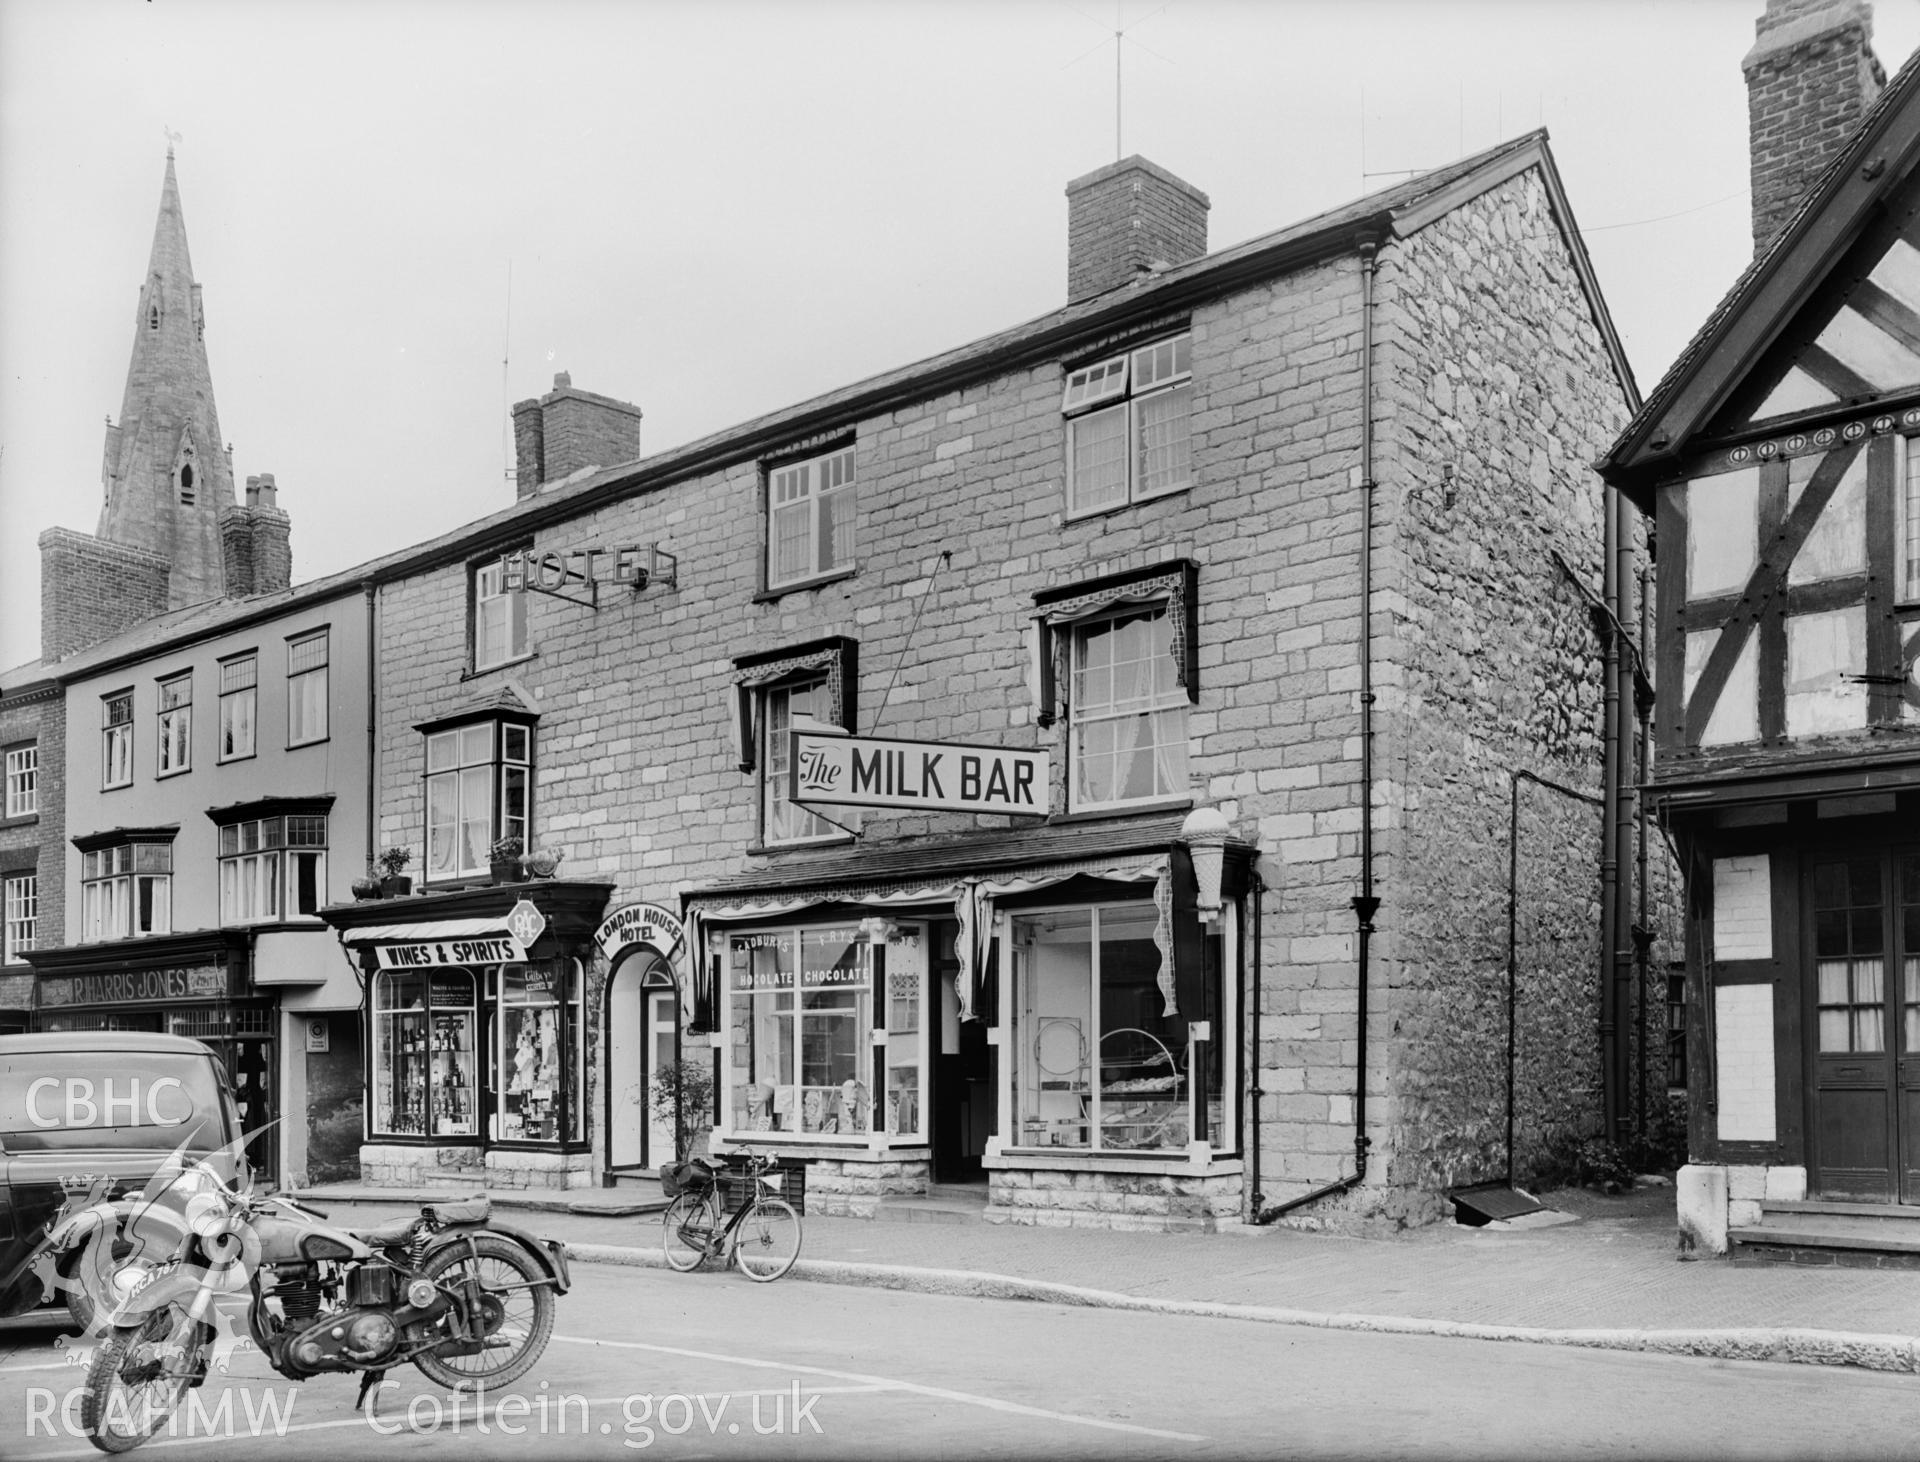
[0,1032,247,1325]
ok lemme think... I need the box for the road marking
[0,1362,71,1374]
[552,1331,1208,1442]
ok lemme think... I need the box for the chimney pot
[554,370,572,389]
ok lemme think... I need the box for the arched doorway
[606,951,678,1172]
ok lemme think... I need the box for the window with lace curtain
[766,445,855,592]
[1068,604,1189,811]
[1062,332,1192,517]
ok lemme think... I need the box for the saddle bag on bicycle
[660,1161,712,1199]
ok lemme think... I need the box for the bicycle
[660,1154,802,1282]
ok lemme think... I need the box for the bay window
[217,810,328,923]
[80,836,173,942]
[424,715,532,881]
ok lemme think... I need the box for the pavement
[288,1178,1920,1377]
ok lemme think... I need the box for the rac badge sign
[790,730,1049,816]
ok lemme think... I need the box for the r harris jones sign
[790,730,1049,815]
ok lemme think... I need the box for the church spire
[98,149,233,606]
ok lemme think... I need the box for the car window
[0,1052,228,1153]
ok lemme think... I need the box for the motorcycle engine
[287,1308,402,1371]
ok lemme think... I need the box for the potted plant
[647,1058,716,1168]
[350,861,382,901]
[524,846,562,879]
[376,846,413,897]
[488,835,524,885]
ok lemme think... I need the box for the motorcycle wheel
[661,1191,717,1272]
[80,1307,212,1454]
[412,1235,556,1393]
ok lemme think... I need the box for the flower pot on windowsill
[351,878,382,901]
[524,849,561,879]
[490,859,523,885]
[380,875,413,898]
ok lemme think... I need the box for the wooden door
[1808,852,1920,1202]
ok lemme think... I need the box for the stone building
[325,128,1651,1231]
[1601,0,1920,1258]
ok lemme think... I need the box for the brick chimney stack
[1065,156,1210,303]
[1745,0,1885,254]
[220,472,292,597]
[510,371,643,500]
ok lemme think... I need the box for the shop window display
[494,961,583,1143]
[1009,901,1221,1152]
[373,971,477,1138]
[729,926,874,1136]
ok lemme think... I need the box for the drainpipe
[1611,489,1637,1150]
[363,582,379,872]
[1247,872,1266,1214]
[1633,562,1653,1146]
[1256,230,1378,1224]
[1599,498,1622,1146]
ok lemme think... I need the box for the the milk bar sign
[790,730,1050,815]
[374,935,526,970]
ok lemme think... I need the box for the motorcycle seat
[425,1195,492,1226]
[351,1214,419,1246]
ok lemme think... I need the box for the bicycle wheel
[733,1198,801,1283]
[662,1190,717,1272]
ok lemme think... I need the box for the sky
[5,0,1920,673]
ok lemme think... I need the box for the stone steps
[1730,1198,1920,1269]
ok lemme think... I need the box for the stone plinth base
[985,1167,1243,1232]
[805,1158,930,1217]
[357,1143,594,1191]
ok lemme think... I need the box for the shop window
[4,743,36,818]
[103,691,133,789]
[157,672,192,776]
[1067,606,1189,810]
[494,961,584,1143]
[217,811,328,923]
[1062,331,1191,517]
[1009,901,1221,1152]
[765,444,855,592]
[79,836,173,942]
[287,631,329,746]
[727,925,875,1138]
[2,873,34,963]
[473,558,530,671]
[219,654,257,761]
[424,717,532,881]
[372,969,479,1138]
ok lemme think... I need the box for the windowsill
[1048,798,1193,825]
[156,767,191,781]
[1062,484,1191,525]
[287,736,331,751]
[987,1148,1241,1176]
[754,567,857,604]
[102,782,133,793]
[0,813,39,831]
[216,753,258,767]
[464,650,538,682]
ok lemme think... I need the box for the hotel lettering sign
[374,936,527,970]
[596,903,686,963]
[39,965,227,1009]
[790,730,1050,815]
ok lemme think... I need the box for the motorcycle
[64,1161,570,1454]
